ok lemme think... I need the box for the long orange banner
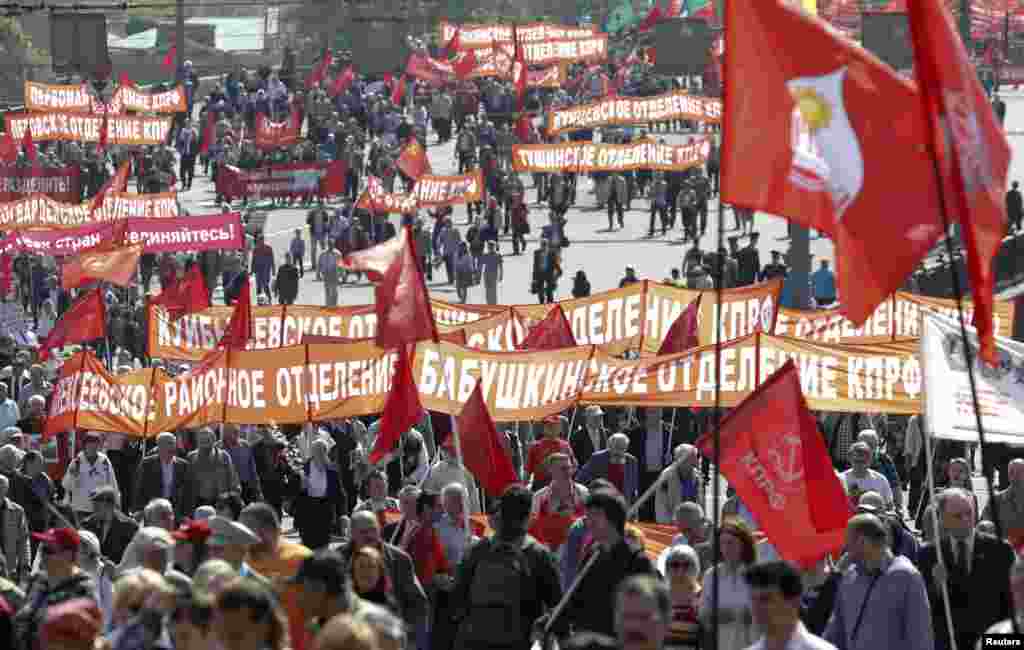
[546,91,723,135]
[24,81,187,115]
[5,112,172,144]
[410,171,483,208]
[439,21,596,49]
[0,192,179,230]
[512,138,711,173]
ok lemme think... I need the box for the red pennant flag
[514,112,532,142]
[329,65,356,98]
[342,225,438,348]
[396,138,431,180]
[511,26,527,111]
[368,347,424,465]
[0,130,16,163]
[907,0,1010,365]
[639,5,664,31]
[696,360,850,568]
[21,127,36,163]
[453,381,519,497]
[89,160,131,214]
[162,46,177,71]
[658,295,702,355]
[218,276,253,348]
[149,263,210,319]
[119,72,134,87]
[98,108,109,153]
[454,49,478,80]
[61,243,144,290]
[444,27,462,58]
[306,49,332,89]
[38,288,107,361]
[391,74,407,105]
[199,110,216,156]
[517,306,576,350]
[720,0,946,328]
[0,255,12,297]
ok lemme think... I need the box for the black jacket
[562,538,658,638]
[82,512,139,564]
[132,455,192,518]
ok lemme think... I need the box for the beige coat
[0,498,30,580]
[654,465,706,524]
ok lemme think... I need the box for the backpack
[459,538,535,644]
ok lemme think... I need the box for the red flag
[38,288,107,361]
[368,347,424,464]
[391,74,407,105]
[329,65,356,97]
[0,130,16,163]
[639,5,664,31]
[162,46,177,71]
[906,0,1011,365]
[119,72,134,87]
[517,306,576,350]
[21,127,36,163]
[98,108,109,153]
[306,49,332,89]
[0,256,12,297]
[384,72,394,88]
[199,110,216,155]
[396,138,432,180]
[645,47,657,64]
[454,49,478,80]
[218,276,253,348]
[89,160,131,214]
[149,263,210,319]
[444,27,462,58]
[511,26,527,110]
[342,225,439,347]
[453,381,519,497]
[658,294,701,355]
[720,0,946,327]
[515,112,532,142]
[696,360,850,568]
[61,243,143,290]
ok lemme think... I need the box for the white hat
[207,516,260,547]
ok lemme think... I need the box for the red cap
[171,519,212,543]
[32,527,80,552]
[41,598,102,646]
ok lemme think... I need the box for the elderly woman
[117,526,176,576]
[142,499,175,531]
[698,519,757,650]
[664,545,702,650]
[296,438,345,550]
[655,444,705,524]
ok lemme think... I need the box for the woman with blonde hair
[664,545,702,650]
[109,568,176,629]
[212,577,290,650]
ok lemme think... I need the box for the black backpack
[458,538,537,644]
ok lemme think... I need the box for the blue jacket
[576,450,639,503]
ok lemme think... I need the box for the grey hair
[143,498,174,525]
[351,510,379,530]
[665,544,701,578]
[0,473,8,492]
[442,482,468,500]
[673,444,697,462]
[857,491,886,511]
[616,574,671,623]
[848,441,871,457]
[674,501,704,526]
[936,487,975,516]
[156,431,176,446]
[398,485,422,499]
[608,433,629,450]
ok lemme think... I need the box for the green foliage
[0,17,48,64]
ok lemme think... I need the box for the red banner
[215,161,347,201]
[254,111,302,150]
[405,53,455,86]
[0,166,80,203]
[0,212,244,256]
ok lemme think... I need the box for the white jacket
[62,451,118,514]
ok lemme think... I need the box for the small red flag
[162,46,177,70]
[149,263,210,319]
[391,74,407,105]
[0,130,16,163]
[329,65,356,98]
[119,72,134,87]
[444,27,462,58]
[517,306,576,350]
[454,381,519,497]
[658,295,702,355]
[639,5,664,31]
[98,108,109,153]
[696,360,850,568]
[514,112,532,142]
[21,127,36,163]
[218,276,253,348]
[454,49,478,80]
[396,138,431,180]
[368,347,424,465]
[342,225,438,348]
[38,288,107,361]
[89,160,131,214]
[61,243,143,290]
[906,0,1011,365]
[0,255,12,297]
[199,110,216,155]
[511,26,527,111]
[306,50,332,90]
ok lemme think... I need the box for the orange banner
[439,309,524,352]
[495,36,609,65]
[514,284,646,356]
[24,81,106,114]
[24,81,187,115]
[774,291,1017,344]
[0,192,179,230]
[116,84,188,113]
[410,171,483,207]
[430,299,509,326]
[440,21,596,49]
[5,112,172,144]
[512,138,710,173]
[547,91,722,135]
[356,177,417,215]
[528,64,567,88]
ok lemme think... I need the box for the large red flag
[329,65,356,98]
[396,138,432,180]
[306,50,332,89]
[218,276,253,348]
[658,294,701,355]
[368,346,424,465]
[342,225,438,348]
[38,288,107,360]
[61,243,143,290]
[696,360,851,568]
[517,306,576,350]
[720,0,945,326]
[906,0,1010,365]
[454,381,519,497]
[149,264,210,319]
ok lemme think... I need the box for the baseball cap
[287,551,350,594]
[172,519,212,544]
[32,527,81,552]
[207,516,260,547]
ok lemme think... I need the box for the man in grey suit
[576,433,640,504]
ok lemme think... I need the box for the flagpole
[923,412,958,650]
[450,405,472,536]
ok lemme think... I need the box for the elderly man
[62,432,118,522]
[383,485,420,546]
[221,424,263,503]
[81,486,138,564]
[920,487,1014,650]
[141,498,175,531]
[187,427,240,509]
[572,405,608,467]
[613,575,672,650]
[838,441,894,510]
[17,364,50,414]
[981,458,1024,545]
[435,483,480,567]
[577,433,639,504]
[0,474,29,582]
[420,448,482,514]
[338,510,428,632]
[857,428,902,511]
[657,502,712,575]
[654,444,704,523]
[16,394,46,435]
[133,432,191,519]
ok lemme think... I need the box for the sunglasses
[667,560,691,569]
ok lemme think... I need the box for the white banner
[922,312,1024,444]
